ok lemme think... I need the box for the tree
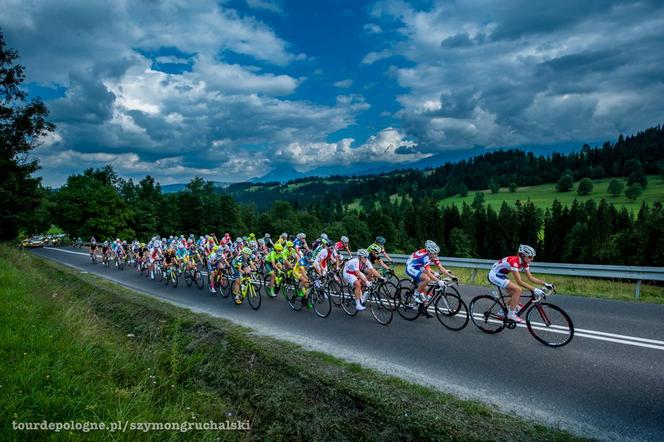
[627,171,648,189]
[52,167,134,239]
[0,32,55,239]
[556,174,574,192]
[577,178,593,196]
[625,183,643,200]
[607,179,624,197]
[508,182,517,193]
[623,158,642,176]
[459,183,468,197]
[489,180,499,194]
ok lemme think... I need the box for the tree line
[21,165,661,266]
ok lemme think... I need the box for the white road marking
[43,247,664,351]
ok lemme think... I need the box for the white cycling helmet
[340,235,349,244]
[321,233,329,241]
[518,244,536,257]
[357,249,369,258]
[424,240,440,254]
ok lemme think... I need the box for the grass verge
[0,245,585,441]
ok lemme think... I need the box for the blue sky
[2,0,663,186]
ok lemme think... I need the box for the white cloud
[333,79,353,89]
[361,49,393,65]
[245,0,284,15]
[274,127,427,170]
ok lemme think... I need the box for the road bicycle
[287,277,332,318]
[208,265,231,297]
[469,283,574,347]
[337,279,395,325]
[184,264,204,289]
[396,278,469,331]
[162,263,178,288]
[102,251,110,268]
[90,251,97,265]
[234,272,262,310]
[378,262,400,286]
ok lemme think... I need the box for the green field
[438,175,664,212]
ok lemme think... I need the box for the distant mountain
[249,142,586,184]
[160,181,232,193]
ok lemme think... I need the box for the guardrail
[385,254,664,299]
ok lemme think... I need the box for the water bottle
[492,290,499,299]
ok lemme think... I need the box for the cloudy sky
[2,0,663,186]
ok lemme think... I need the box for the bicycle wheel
[194,270,204,290]
[312,287,332,318]
[434,287,469,331]
[469,295,506,334]
[340,284,358,316]
[288,288,304,311]
[262,274,274,296]
[378,281,399,312]
[526,302,574,347]
[219,275,231,298]
[369,289,393,325]
[396,286,420,321]
[170,269,178,288]
[184,270,194,287]
[327,280,344,307]
[247,280,262,310]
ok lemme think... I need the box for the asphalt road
[31,247,664,441]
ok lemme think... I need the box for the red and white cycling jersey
[491,256,529,275]
[314,247,333,269]
[344,257,373,276]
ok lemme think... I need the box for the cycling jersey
[492,256,529,274]
[314,247,332,271]
[343,257,373,286]
[405,249,440,283]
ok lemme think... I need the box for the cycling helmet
[249,233,256,240]
[242,247,252,255]
[177,243,185,249]
[357,249,369,258]
[274,243,284,252]
[264,233,271,239]
[103,241,109,246]
[286,241,294,247]
[257,238,265,245]
[340,235,349,244]
[242,236,248,241]
[518,244,536,257]
[249,240,257,248]
[320,233,329,241]
[375,236,386,245]
[297,233,306,240]
[213,245,220,252]
[235,237,242,243]
[320,239,328,246]
[424,240,440,254]
[280,232,288,239]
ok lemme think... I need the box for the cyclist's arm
[524,269,545,286]
[512,270,535,291]
[435,262,455,279]
[382,250,393,262]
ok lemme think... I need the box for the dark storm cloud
[373,0,664,150]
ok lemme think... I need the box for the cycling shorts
[488,270,510,289]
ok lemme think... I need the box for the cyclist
[335,235,352,261]
[294,232,309,256]
[367,236,393,274]
[313,240,334,278]
[406,240,457,304]
[89,237,98,259]
[231,247,256,304]
[488,244,554,323]
[265,243,286,297]
[342,249,374,311]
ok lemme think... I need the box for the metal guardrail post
[635,280,641,300]
[469,268,478,283]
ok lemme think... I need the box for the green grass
[0,245,585,441]
[437,175,664,212]
[387,263,664,304]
